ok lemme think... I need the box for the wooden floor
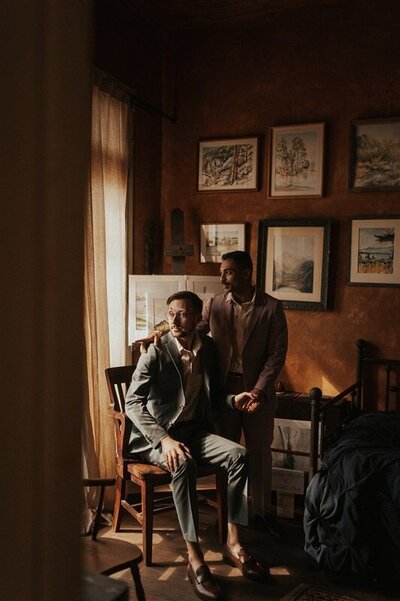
[95,496,399,601]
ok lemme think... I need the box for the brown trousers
[216,373,276,516]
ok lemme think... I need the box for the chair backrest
[105,365,136,412]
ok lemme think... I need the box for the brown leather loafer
[187,563,222,601]
[222,545,273,583]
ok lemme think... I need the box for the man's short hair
[221,250,253,272]
[166,291,203,315]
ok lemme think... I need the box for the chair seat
[82,536,143,576]
[127,462,170,480]
[126,461,224,481]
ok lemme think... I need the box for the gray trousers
[138,422,249,542]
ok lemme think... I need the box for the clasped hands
[233,389,262,414]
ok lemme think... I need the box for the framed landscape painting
[197,136,259,191]
[348,217,400,286]
[349,117,400,192]
[269,123,325,197]
[200,223,246,263]
[257,218,331,311]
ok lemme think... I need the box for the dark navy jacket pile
[304,412,400,581]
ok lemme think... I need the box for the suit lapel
[243,291,264,348]
[199,345,210,399]
[164,333,183,382]
[225,297,236,349]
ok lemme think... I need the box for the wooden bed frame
[308,338,400,480]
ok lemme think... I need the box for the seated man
[125,291,271,600]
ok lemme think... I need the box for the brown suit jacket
[198,289,288,399]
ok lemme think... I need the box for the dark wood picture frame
[257,218,331,311]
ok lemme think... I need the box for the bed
[303,339,400,584]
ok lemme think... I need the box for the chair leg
[113,475,126,532]
[130,561,146,601]
[215,469,228,544]
[142,481,154,566]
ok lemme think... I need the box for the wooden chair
[81,478,145,601]
[105,365,228,566]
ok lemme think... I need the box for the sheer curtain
[83,84,130,490]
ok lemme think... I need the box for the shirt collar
[226,287,256,306]
[174,332,203,356]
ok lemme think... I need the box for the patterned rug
[280,583,359,601]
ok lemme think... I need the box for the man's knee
[227,444,248,468]
[171,455,198,479]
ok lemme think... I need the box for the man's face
[166,299,201,340]
[219,258,251,295]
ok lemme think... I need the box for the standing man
[198,251,288,540]
[126,291,270,601]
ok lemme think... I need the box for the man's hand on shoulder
[133,331,162,354]
[160,435,191,472]
[233,391,261,414]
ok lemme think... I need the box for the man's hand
[134,320,171,353]
[160,435,191,472]
[133,331,161,354]
[233,391,261,414]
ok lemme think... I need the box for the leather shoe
[222,545,273,583]
[250,514,286,542]
[187,563,222,601]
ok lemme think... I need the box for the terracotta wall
[160,0,400,403]
[96,0,400,407]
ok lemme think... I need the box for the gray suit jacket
[198,290,288,399]
[125,332,230,454]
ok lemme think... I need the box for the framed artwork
[197,136,259,191]
[128,275,186,343]
[128,275,222,343]
[269,122,325,197]
[200,223,246,263]
[257,218,331,311]
[349,117,400,192]
[348,217,400,286]
[186,275,222,303]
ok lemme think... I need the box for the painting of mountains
[350,118,400,190]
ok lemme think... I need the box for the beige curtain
[83,85,130,489]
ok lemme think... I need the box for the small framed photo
[349,117,400,192]
[197,136,259,191]
[269,122,325,197]
[348,217,400,286]
[200,223,246,263]
[257,218,331,311]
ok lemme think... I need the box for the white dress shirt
[174,333,204,422]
